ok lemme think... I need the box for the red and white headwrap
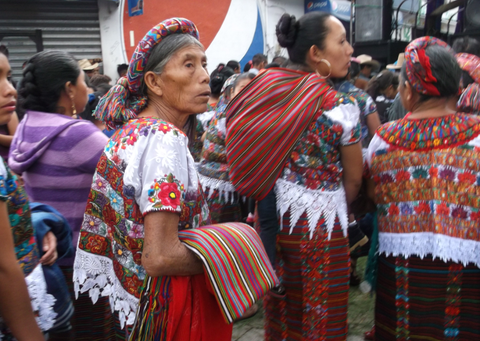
[94,18,200,130]
[404,37,453,97]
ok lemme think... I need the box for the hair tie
[94,18,199,130]
[405,37,452,97]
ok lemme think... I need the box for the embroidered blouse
[197,100,238,202]
[366,113,480,267]
[0,158,56,336]
[74,118,210,328]
[276,93,361,238]
[336,80,377,145]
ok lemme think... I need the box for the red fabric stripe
[225,68,335,199]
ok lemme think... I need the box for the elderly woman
[226,12,363,340]
[367,37,480,340]
[197,72,254,224]
[73,18,277,341]
[190,65,235,162]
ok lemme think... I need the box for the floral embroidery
[369,113,480,266]
[279,93,361,191]
[75,117,211,325]
[0,160,39,275]
[377,113,480,151]
[335,80,377,145]
[147,174,184,211]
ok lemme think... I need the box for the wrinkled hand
[40,231,57,266]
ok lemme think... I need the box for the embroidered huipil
[197,100,238,203]
[367,113,480,267]
[336,80,377,146]
[275,93,361,238]
[190,102,218,163]
[73,118,210,328]
[0,159,56,337]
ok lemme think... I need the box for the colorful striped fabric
[376,255,480,340]
[178,222,279,323]
[225,68,336,200]
[264,213,350,340]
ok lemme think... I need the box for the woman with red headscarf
[367,37,480,340]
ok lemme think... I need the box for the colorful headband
[405,37,452,97]
[95,18,200,130]
[456,53,480,85]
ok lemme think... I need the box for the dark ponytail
[366,70,398,98]
[209,65,235,95]
[17,50,80,117]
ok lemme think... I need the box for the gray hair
[140,34,203,95]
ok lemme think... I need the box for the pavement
[232,258,374,341]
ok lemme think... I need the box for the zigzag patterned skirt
[375,255,480,340]
[264,212,350,341]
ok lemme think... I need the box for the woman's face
[384,84,398,99]
[73,70,88,114]
[0,54,17,125]
[232,78,252,98]
[157,44,211,115]
[317,16,354,79]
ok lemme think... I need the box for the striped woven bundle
[458,82,480,114]
[225,68,335,200]
[178,222,279,323]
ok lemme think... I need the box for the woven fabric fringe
[128,276,170,341]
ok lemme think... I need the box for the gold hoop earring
[71,99,77,119]
[315,59,332,79]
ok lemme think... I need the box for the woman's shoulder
[322,91,360,122]
[116,118,187,139]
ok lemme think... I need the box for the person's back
[10,112,106,250]
[367,37,480,341]
[226,12,363,341]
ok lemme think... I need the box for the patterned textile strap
[179,223,279,323]
[458,82,480,114]
[225,68,336,200]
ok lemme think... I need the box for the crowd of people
[0,10,479,341]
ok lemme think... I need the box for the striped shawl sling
[225,68,336,200]
[129,223,278,340]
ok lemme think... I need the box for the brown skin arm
[340,142,363,206]
[366,111,381,137]
[141,211,204,277]
[0,201,44,341]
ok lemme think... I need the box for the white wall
[205,0,258,74]
[98,0,128,81]
[259,0,305,62]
